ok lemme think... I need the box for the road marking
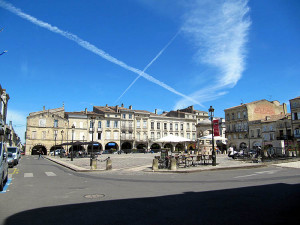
[0,179,12,193]
[234,170,279,179]
[234,174,258,179]
[24,173,34,177]
[45,172,56,176]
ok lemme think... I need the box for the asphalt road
[0,155,299,225]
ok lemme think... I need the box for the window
[98,132,102,140]
[98,121,101,128]
[114,131,118,140]
[181,133,184,137]
[151,122,154,129]
[192,133,196,140]
[129,114,132,119]
[251,130,254,137]
[187,133,190,139]
[187,123,190,130]
[114,121,118,128]
[181,124,183,131]
[151,132,154,139]
[232,113,235,120]
[143,132,147,140]
[106,120,110,128]
[175,133,179,136]
[106,131,111,140]
[122,114,126,119]
[54,120,58,128]
[129,121,133,128]
[226,113,230,121]
[175,124,178,131]
[243,111,247,119]
[170,123,173,130]
[192,123,195,131]
[90,121,94,128]
[238,112,241,119]
[257,129,261,137]
[137,132,140,140]
[137,120,140,128]
[157,132,161,139]
[143,120,147,128]
[164,123,167,130]
[39,119,46,127]
[157,122,160,130]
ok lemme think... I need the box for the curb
[45,157,106,172]
[146,164,267,173]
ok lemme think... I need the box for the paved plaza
[44,153,299,173]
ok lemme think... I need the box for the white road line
[234,174,258,179]
[45,172,56,177]
[24,173,33,178]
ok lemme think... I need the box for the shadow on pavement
[5,183,299,225]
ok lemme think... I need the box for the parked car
[50,149,66,156]
[7,147,21,165]
[7,152,14,168]
[0,142,9,191]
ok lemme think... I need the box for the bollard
[106,157,112,170]
[91,159,97,170]
[152,158,158,171]
[170,158,177,171]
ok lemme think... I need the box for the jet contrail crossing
[0,0,201,106]
[114,31,180,104]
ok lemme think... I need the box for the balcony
[121,125,133,131]
[277,135,293,140]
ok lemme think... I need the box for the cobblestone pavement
[45,153,275,173]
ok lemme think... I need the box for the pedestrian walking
[38,148,44,159]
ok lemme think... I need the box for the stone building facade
[290,96,300,149]
[0,84,22,148]
[224,99,287,149]
[25,104,209,155]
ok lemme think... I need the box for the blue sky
[1,0,299,143]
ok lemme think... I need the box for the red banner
[213,119,220,136]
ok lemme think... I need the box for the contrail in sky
[0,0,201,106]
[114,30,180,104]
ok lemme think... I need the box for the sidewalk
[45,153,276,173]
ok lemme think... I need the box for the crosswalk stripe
[24,173,33,177]
[45,172,56,176]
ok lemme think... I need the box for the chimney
[43,106,45,111]
[116,105,119,112]
[85,108,87,114]
[155,109,157,114]
[129,105,132,110]
[106,104,108,107]
[121,103,124,107]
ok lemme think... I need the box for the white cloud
[175,0,251,109]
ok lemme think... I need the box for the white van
[7,147,21,165]
[0,142,9,191]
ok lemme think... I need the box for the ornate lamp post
[71,124,75,161]
[209,106,216,166]
[60,130,64,158]
[90,117,95,166]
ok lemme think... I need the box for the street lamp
[71,124,75,161]
[54,131,57,156]
[90,117,95,166]
[61,130,64,158]
[209,106,216,166]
